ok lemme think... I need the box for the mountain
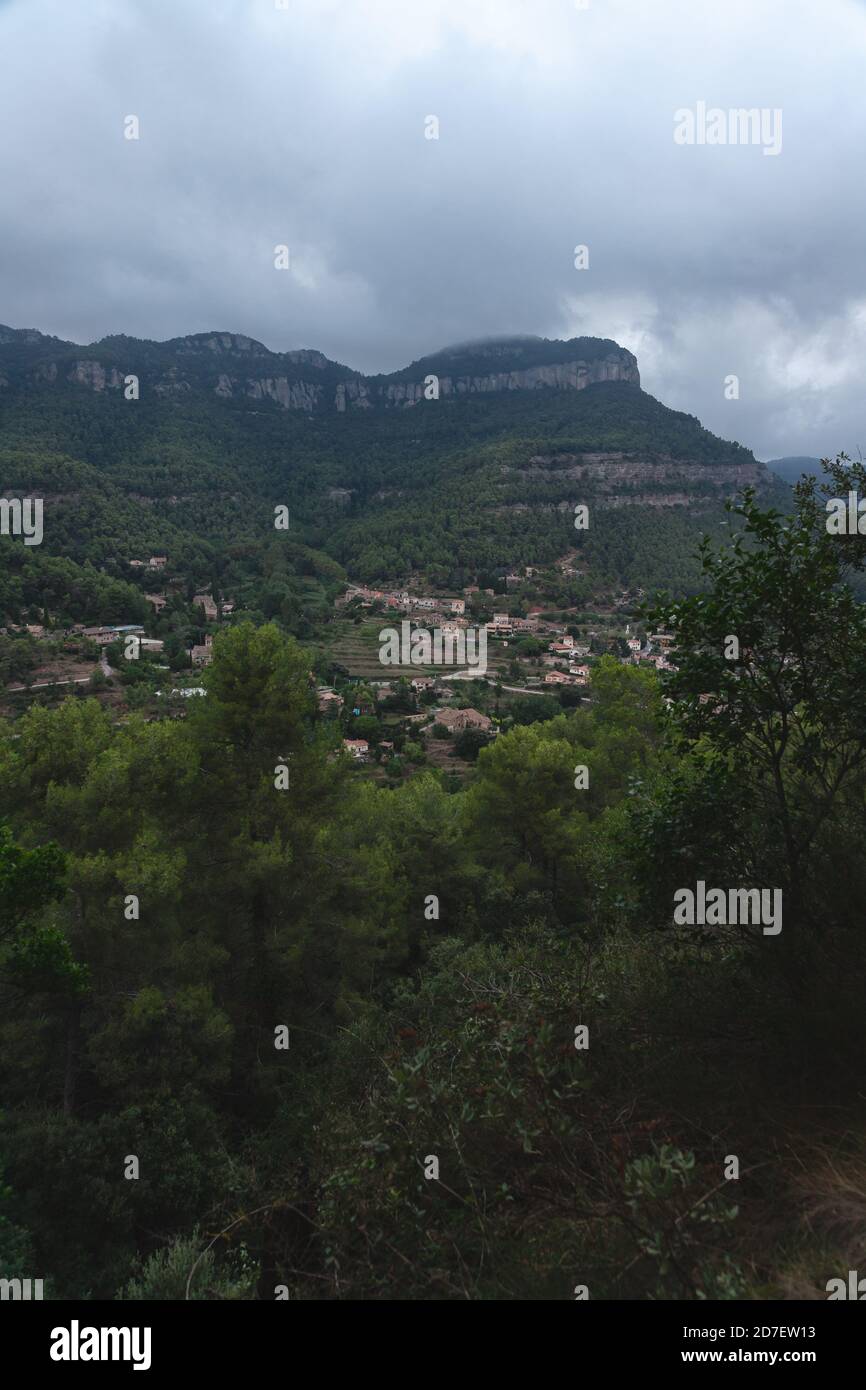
[0,327,638,412]
[0,327,783,623]
[766,456,824,484]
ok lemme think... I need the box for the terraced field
[316,619,512,681]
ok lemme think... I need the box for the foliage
[0,457,861,1301]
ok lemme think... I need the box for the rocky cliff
[338,350,639,412]
[514,452,765,503]
[0,327,639,413]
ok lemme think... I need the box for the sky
[0,0,864,460]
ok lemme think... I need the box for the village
[0,551,236,710]
[320,564,677,775]
[0,549,677,781]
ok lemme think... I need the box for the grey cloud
[0,0,864,457]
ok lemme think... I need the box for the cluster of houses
[74,612,228,670]
[340,701,493,763]
[484,612,540,638]
[77,623,145,647]
[541,632,593,687]
[125,557,236,626]
[4,580,238,678]
[633,631,676,672]
[540,629,677,687]
[319,673,459,717]
[322,665,496,764]
[339,586,570,646]
[65,623,163,656]
[337,578,679,700]
[340,585,469,623]
[1,621,156,648]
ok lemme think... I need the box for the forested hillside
[0,330,784,621]
[2,456,866,1300]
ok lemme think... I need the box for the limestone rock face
[246,377,323,410]
[379,355,640,409]
[176,333,264,355]
[510,452,768,508]
[334,350,640,411]
[66,360,124,391]
[285,349,331,369]
[6,328,643,414]
[335,379,374,411]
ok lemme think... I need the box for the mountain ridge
[0,326,639,412]
[766,455,824,484]
[0,320,783,612]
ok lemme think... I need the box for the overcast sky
[1,0,864,460]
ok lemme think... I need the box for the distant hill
[0,327,639,413]
[766,456,824,484]
[0,326,785,614]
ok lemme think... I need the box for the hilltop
[0,327,638,412]
[0,325,783,637]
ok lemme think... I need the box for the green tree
[641,484,866,983]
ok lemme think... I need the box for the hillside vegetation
[1,459,865,1299]
[0,331,782,624]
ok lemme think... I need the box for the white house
[343,738,369,760]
